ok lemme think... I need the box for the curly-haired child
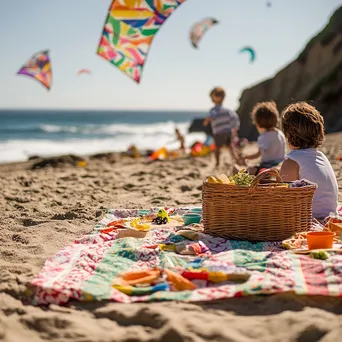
[280,102,338,220]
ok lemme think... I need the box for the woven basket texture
[202,169,316,241]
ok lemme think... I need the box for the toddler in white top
[280,102,338,220]
[234,101,286,175]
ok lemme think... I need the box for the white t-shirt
[287,148,338,219]
[257,129,286,163]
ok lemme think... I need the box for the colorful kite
[239,46,256,63]
[190,18,219,49]
[17,50,52,90]
[97,0,187,83]
[77,69,91,75]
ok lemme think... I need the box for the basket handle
[249,168,282,192]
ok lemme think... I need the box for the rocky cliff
[237,6,342,141]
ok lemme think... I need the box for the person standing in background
[175,128,185,151]
[203,87,240,167]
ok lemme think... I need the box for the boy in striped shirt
[204,87,240,167]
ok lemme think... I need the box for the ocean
[0,110,207,163]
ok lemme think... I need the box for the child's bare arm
[280,158,299,181]
[203,117,212,126]
[244,149,261,160]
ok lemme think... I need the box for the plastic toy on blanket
[103,208,176,233]
[112,263,251,297]
[183,259,251,283]
[101,218,151,233]
[282,231,341,253]
[152,208,170,225]
[159,241,209,256]
[113,283,170,296]
[181,270,250,283]
[112,268,196,295]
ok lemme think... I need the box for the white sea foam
[38,121,190,136]
[0,130,206,163]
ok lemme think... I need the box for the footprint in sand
[151,196,171,201]
[80,174,97,179]
[12,234,29,245]
[130,171,147,177]
[151,196,171,204]
[21,218,47,227]
[180,185,192,192]
[4,196,30,204]
[186,171,201,179]
[51,211,79,220]
[94,306,167,330]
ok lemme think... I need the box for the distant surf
[0,110,206,162]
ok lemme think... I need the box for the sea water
[0,109,206,163]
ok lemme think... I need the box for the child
[280,102,338,220]
[235,101,286,175]
[175,128,185,150]
[203,87,240,167]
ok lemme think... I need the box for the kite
[97,0,187,83]
[239,46,256,63]
[77,69,91,75]
[190,18,219,49]
[17,50,52,90]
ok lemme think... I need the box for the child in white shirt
[280,102,338,220]
[234,101,286,175]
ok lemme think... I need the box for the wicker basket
[202,169,316,241]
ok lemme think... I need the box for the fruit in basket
[217,174,230,184]
[274,183,290,188]
[207,176,219,183]
[228,169,255,186]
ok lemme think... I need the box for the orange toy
[164,269,196,291]
[149,147,168,161]
[117,269,161,286]
[306,232,334,250]
[107,219,125,228]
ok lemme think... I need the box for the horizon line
[0,107,207,112]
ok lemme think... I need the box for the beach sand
[1,134,342,342]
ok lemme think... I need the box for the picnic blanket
[31,208,342,305]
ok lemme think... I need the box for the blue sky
[0,0,340,110]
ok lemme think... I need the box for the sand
[1,134,342,342]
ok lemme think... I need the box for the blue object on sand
[189,207,202,214]
[182,214,201,226]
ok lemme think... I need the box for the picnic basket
[202,169,316,241]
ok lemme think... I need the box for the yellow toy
[130,218,151,232]
[152,208,170,225]
[76,161,87,167]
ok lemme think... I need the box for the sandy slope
[1,134,342,342]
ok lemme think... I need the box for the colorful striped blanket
[31,208,342,305]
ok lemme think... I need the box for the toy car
[152,208,170,225]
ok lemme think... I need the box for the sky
[0,0,340,111]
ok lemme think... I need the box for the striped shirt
[209,105,240,135]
